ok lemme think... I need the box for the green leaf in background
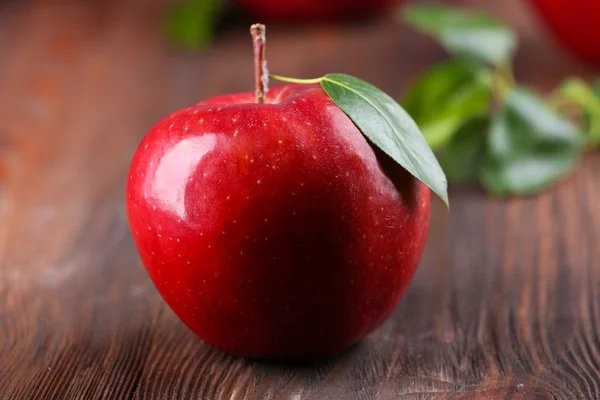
[402,60,492,150]
[593,80,600,97]
[556,78,600,148]
[402,4,517,67]
[590,80,600,147]
[164,0,222,50]
[318,74,449,206]
[481,89,585,196]
[439,117,489,184]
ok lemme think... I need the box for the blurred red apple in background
[529,0,600,67]
[232,0,400,22]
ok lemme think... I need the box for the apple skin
[126,84,430,359]
[233,0,400,22]
[529,0,600,67]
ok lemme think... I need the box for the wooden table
[1,0,599,398]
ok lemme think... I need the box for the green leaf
[402,60,492,150]
[402,4,517,67]
[164,0,222,50]
[481,88,585,196]
[319,73,449,206]
[553,78,600,148]
[593,80,600,97]
[439,117,489,183]
[582,79,600,147]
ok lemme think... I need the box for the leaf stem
[250,23,268,104]
[270,75,323,85]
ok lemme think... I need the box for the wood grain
[0,0,599,398]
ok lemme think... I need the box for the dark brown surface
[1,0,599,398]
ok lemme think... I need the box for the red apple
[529,0,600,67]
[126,25,431,359]
[233,0,400,22]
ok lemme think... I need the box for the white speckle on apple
[312,155,317,159]
[244,154,249,160]
[157,233,162,238]
[200,233,203,236]
[135,231,138,236]
[257,180,261,184]
[307,122,312,126]
[233,220,237,224]
[144,144,148,149]
[234,129,239,137]
[203,279,206,283]
[169,237,173,241]
[226,195,231,200]
[300,182,304,187]
[177,218,181,223]
[202,173,207,178]
[292,192,296,196]
[292,212,296,216]
[240,250,244,255]
[282,117,287,121]
[250,159,255,163]
[265,237,269,241]
[178,254,182,258]
[141,173,144,178]
[222,231,226,235]
[187,260,191,264]
[200,118,205,123]
[151,251,155,255]
[169,123,174,129]
[263,122,267,127]
[176,238,180,243]
[278,140,283,144]
[208,245,212,249]
[264,218,268,222]
[233,118,238,123]
[147,226,151,231]
[153,205,156,211]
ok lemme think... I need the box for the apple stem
[250,23,269,104]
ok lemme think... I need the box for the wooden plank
[0,0,599,398]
